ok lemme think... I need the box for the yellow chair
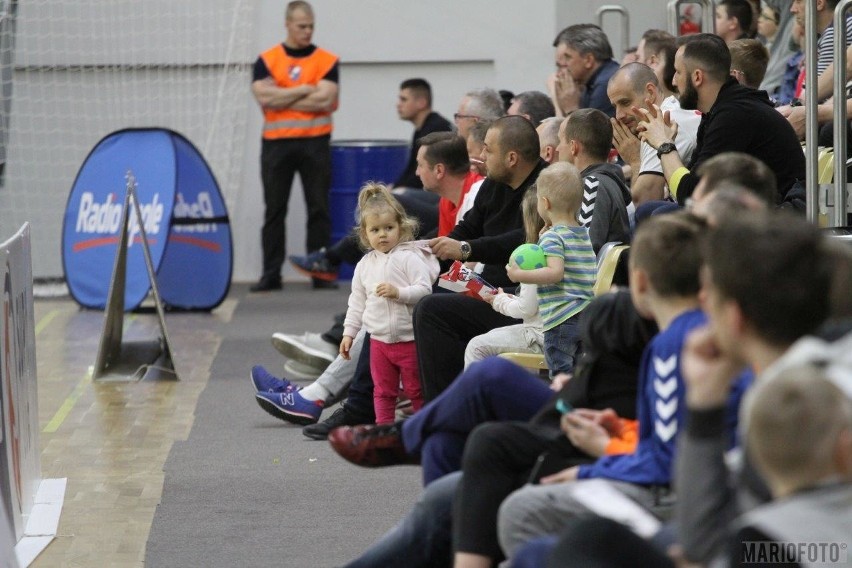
[498,351,549,373]
[593,244,629,296]
[818,148,834,184]
[499,243,630,374]
[817,148,834,228]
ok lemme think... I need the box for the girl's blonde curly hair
[355,182,419,249]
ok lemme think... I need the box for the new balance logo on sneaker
[255,390,324,426]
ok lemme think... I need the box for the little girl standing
[340,183,440,424]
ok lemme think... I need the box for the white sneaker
[271,332,337,369]
[283,359,324,380]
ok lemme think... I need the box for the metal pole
[596,5,630,55]
[805,0,820,223]
[833,0,852,227]
[667,0,715,36]
[667,0,679,35]
[700,0,714,33]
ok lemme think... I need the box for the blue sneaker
[289,248,339,282]
[250,365,296,394]
[255,390,324,425]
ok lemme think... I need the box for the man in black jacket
[419,115,547,399]
[636,33,805,208]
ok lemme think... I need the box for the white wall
[234,0,669,283]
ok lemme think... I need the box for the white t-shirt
[457,179,483,225]
[638,95,702,194]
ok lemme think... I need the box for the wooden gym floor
[29,296,237,567]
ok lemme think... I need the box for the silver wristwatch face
[460,242,471,258]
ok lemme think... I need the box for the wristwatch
[656,141,677,160]
[459,241,472,261]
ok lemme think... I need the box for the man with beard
[636,33,804,208]
[608,62,701,207]
[418,116,548,400]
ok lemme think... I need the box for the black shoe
[250,277,282,292]
[302,406,371,441]
[312,278,339,290]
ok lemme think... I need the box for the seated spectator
[333,287,656,567]
[777,0,852,140]
[465,188,545,367]
[621,46,639,65]
[493,215,708,566]
[391,78,453,191]
[557,109,631,251]
[506,162,595,376]
[730,365,852,564]
[608,62,700,206]
[690,151,777,205]
[288,78,450,288]
[507,91,556,126]
[536,116,563,163]
[543,212,845,568]
[757,5,780,49]
[775,20,804,106]
[636,34,804,208]
[454,88,506,140]
[715,0,754,43]
[729,38,769,88]
[548,24,619,117]
[417,116,547,400]
[758,0,797,96]
[675,213,837,565]
[415,132,484,238]
[636,29,678,99]
[466,119,492,177]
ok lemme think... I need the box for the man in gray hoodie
[556,109,631,252]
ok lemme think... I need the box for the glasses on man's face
[454,113,479,122]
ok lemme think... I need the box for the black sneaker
[312,278,339,290]
[302,407,371,441]
[249,277,282,292]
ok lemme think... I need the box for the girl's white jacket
[343,240,440,343]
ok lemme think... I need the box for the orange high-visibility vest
[260,44,338,140]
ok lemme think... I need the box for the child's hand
[550,372,572,391]
[506,262,522,283]
[375,282,399,299]
[483,287,503,305]
[339,336,353,360]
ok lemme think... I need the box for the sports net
[0,0,256,278]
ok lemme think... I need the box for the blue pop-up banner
[62,128,232,311]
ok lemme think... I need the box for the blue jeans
[401,357,553,485]
[343,471,460,568]
[543,315,581,376]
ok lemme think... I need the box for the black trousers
[342,333,376,422]
[259,135,332,281]
[453,421,594,560]
[413,293,518,401]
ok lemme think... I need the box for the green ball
[511,243,546,270]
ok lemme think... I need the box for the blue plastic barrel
[330,139,409,279]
